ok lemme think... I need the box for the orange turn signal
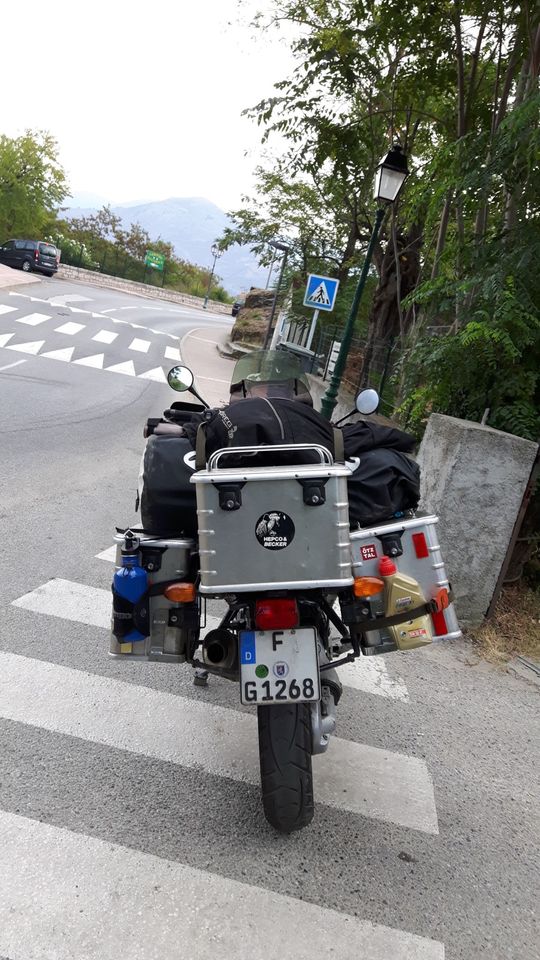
[353,576,384,598]
[164,582,197,603]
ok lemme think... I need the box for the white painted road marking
[41,347,75,362]
[138,365,167,382]
[74,353,105,369]
[0,333,14,347]
[55,321,86,336]
[105,360,137,376]
[95,545,117,562]
[13,579,112,628]
[128,337,151,352]
[0,650,437,832]
[12,577,409,703]
[15,312,51,326]
[164,345,181,361]
[0,812,444,960]
[6,339,45,355]
[0,358,27,372]
[0,304,17,315]
[340,658,409,702]
[92,329,118,344]
[48,294,92,306]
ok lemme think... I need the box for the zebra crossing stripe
[0,649,436,832]
[13,577,409,702]
[0,811,444,960]
[0,304,17,315]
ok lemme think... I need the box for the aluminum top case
[192,444,353,594]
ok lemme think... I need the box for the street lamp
[203,242,222,310]
[263,240,292,349]
[320,143,409,420]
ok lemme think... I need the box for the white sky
[2,0,294,211]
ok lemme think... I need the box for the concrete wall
[57,264,232,316]
[417,414,538,626]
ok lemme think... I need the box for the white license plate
[239,628,320,705]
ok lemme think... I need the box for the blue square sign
[303,273,340,312]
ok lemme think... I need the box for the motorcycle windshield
[231,350,310,394]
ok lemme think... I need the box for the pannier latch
[377,531,404,558]
[216,483,243,511]
[298,479,327,506]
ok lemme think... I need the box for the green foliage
[57,206,231,302]
[0,130,68,239]
[398,248,540,441]
[242,1,540,442]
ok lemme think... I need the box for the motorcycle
[110,353,459,833]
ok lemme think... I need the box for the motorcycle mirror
[355,388,380,415]
[167,365,195,392]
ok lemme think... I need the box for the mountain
[64,197,266,295]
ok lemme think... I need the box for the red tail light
[255,598,299,630]
[34,249,39,260]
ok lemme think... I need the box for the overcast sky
[2,0,294,211]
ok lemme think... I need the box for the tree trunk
[360,224,422,387]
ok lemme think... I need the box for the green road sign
[145,250,165,271]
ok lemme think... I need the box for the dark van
[0,239,60,276]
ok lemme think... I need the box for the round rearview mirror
[167,365,194,392]
[355,388,380,415]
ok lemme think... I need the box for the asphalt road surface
[0,277,538,960]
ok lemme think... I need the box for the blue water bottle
[112,531,148,643]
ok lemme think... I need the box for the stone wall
[417,413,538,626]
[57,264,232,315]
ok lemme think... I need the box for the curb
[217,340,254,360]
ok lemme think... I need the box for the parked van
[0,239,60,276]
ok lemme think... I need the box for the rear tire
[22,260,32,272]
[257,703,314,833]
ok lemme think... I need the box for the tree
[0,130,68,239]
[241,0,540,434]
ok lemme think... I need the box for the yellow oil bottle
[379,556,433,651]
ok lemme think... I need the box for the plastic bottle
[112,532,148,652]
[379,555,433,651]
[363,582,396,653]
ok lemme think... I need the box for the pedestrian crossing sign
[303,273,340,312]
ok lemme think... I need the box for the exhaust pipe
[202,629,238,670]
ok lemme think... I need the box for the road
[0,276,538,959]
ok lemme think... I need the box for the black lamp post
[320,143,409,420]
[203,243,222,310]
[263,240,291,349]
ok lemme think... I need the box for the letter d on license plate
[239,628,320,705]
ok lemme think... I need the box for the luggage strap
[195,422,207,471]
[353,587,453,633]
[333,427,345,464]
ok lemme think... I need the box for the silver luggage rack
[192,444,354,594]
